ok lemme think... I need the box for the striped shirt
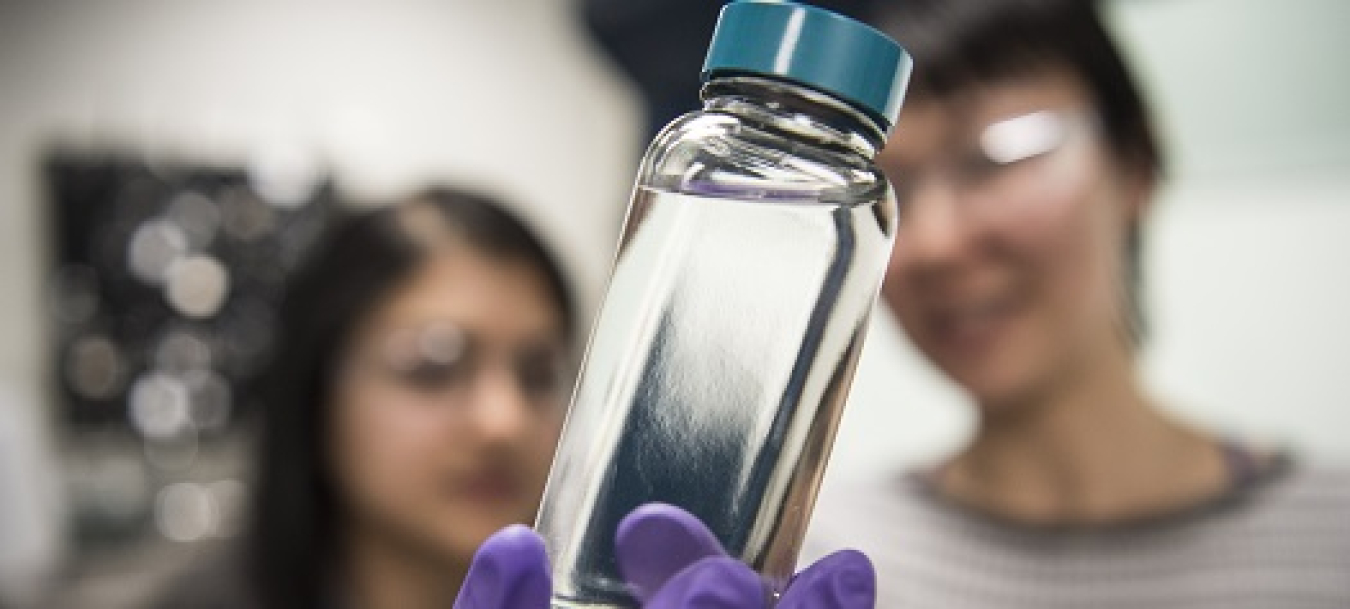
[804,458,1350,608]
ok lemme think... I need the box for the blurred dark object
[581,0,880,138]
[45,151,333,430]
[43,150,334,547]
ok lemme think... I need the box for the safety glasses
[344,322,571,412]
[889,108,1100,216]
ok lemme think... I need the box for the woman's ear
[1116,155,1157,226]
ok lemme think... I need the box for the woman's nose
[897,177,968,270]
[467,368,533,443]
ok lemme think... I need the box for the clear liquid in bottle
[538,184,895,606]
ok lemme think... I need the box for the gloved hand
[453,503,875,608]
[617,503,875,608]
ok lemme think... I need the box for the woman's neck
[939,345,1228,527]
[342,524,468,609]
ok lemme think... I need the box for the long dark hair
[245,187,575,609]
[872,0,1161,341]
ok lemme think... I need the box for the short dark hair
[873,0,1163,178]
[872,0,1159,341]
[245,187,574,608]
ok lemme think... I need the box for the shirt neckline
[903,442,1294,539]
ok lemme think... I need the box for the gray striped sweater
[804,460,1350,608]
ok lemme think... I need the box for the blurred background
[0,0,1345,607]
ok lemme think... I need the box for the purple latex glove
[616,503,876,609]
[453,504,875,609]
[453,524,552,609]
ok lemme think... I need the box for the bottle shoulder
[637,111,891,205]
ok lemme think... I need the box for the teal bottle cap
[702,1,912,132]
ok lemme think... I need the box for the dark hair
[245,187,575,609]
[872,0,1160,341]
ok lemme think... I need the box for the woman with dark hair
[154,186,878,609]
[806,0,1350,606]
[154,186,577,608]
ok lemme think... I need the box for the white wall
[1107,0,1350,178]
[1144,177,1350,460]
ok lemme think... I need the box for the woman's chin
[936,352,1043,412]
[431,506,532,558]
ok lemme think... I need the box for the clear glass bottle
[536,3,911,607]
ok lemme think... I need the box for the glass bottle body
[537,76,898,608]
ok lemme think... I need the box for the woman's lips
[925,295,1017,355]
[449,470,523,505]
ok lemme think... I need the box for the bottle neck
[700,75,887,159]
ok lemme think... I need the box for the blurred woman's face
[330,243,569,564]
[879,69,1146,410]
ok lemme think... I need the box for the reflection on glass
[153,329,214,374]
[219,187,277,241]
[979,110,1070,165]
[128,372,191,439]
[51,265,100,325]
[249,143,320,209]
[65,335,125,400]
[155,482,216,542]
[207,479,248,538]
[142,431,200,472]
[166,191,222,250]
[127,219,189,284]
[65,438,152,532]
[164,255,230,319]
[184,370,232,432]
[154,479,248,542]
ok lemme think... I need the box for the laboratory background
[0,0,1346,607]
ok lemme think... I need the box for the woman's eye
[887,167,919,202]
[517,354,566,399]
[399,360,465,391]
[958,152,1006,183]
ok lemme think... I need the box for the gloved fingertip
[454,525,551,609]
[827,550,876,605]
[777,549,875,609]
[616,503,727,601]
[617,504,724,555]
[483,524,547,556]
[645,557,765,609]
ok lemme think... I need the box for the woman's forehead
[362,252,564,341]
[892,70,1092,142]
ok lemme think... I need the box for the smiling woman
[805,0,1350,606]
[149,187,576,609]
[880,68,1145,405]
